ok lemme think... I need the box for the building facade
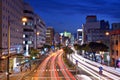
[112,23,120,30]
[110,29,120,67]
[46,27,54,45]
[83,15,110,44]
[0,0,24,71]
[77,29,83,44]
[23,2,35,56]
[110,23,120,67]
[34,14,46,49]
[0,0,24,55]
[54,32,60,46]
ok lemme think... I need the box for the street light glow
[105,32,109,36]
[22,17,27,22]
[37,32,40,35]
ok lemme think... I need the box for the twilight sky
[24,0,120,33]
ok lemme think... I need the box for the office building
[34,14,46,49]
[77,29,83,44]
[0,0,24,71]
[46,27,54,45]
[54,32,60,46]
[83,15,110,44]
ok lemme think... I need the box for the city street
[22,50,76,80]
[69,51,120,80]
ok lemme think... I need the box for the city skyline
[24,0,120,33]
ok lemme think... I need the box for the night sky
[24,0,120,33]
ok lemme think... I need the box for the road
[22,50,76,80]
[69,51,120,80]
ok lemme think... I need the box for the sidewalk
[0,62,38,80]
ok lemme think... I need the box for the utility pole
[7,17,10,80]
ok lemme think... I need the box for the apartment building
[23,2,35,56]
[110,23,120,67]
[0,0,24,71]
[46,27,54,45]
[34,14,46,49]
[0,0,24,55]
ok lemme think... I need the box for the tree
[29,48,40,59]
[87,42,108,61]
[63,46,74,58]
[74,44,83,55]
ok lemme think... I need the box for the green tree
[29,48,40,59]
[63,46,74,58]
[87,42,108,61]
[74,44,83,55]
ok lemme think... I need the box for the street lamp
[105,32,109,36]
[36,32,40,49]
[6,17,10,80]
[22,17,27,22]
[105,31,110,66]
[6,17,28,80]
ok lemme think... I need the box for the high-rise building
[0,0,24,55]
[46,27,54,45]
[0,0,24,71]
[83,15,110,44]
[62,31,72,46]
[23,2,35,56]
[54,32,60,46]
[77,29,83,44]
[34,14,46,49]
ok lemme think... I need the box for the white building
[77,29,83,44]
[34,14,46,49]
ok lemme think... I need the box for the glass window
[116,40,118,45]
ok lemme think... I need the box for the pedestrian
[20,66,22,72]
[99,66,103,75]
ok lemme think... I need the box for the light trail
[70,53,120,80]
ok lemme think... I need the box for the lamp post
[36,32,40,49]
[7,17,10,80]
[105,31,110,66]
[6,17,27,80]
